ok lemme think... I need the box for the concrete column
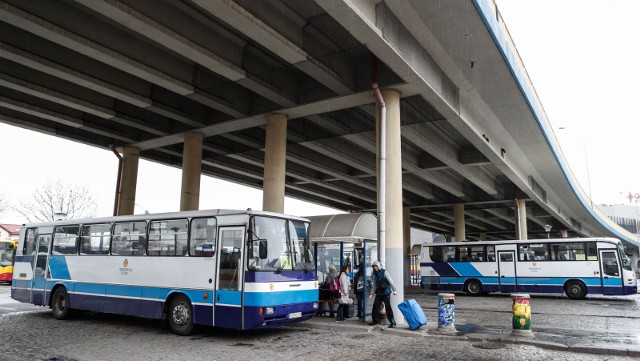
[376,88,404,324]
[180,131,203,211]
[118,146,139,216]
[479,232,487,241]
[454,203,465,241]
[403,207,411,286]
[515,199,527,240]
[262,113,287,213]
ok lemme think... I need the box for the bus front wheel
[51,287,73,320]
[465,280,483,296]
[565,281,587,300]
[169,295,194,336]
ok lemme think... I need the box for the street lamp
[543,224,552,239]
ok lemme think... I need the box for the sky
[1,1,640,224]
[494,0,640,205]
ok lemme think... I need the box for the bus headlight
[265,307,274,315]
[313,302,319,309]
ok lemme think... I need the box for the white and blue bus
[11,209,318,335]
[420,238,636,299]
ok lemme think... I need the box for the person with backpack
[324,263,339,317]
[335,265,352,321]
[368,260,397,327]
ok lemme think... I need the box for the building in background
[598,204,640,235]
[0,224,20,241]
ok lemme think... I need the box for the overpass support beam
[118,146,139,216]
[180,131,203,211]
[516,199,527,240]
[454,203,465,241]
[377,88,404,323]
[262,113,287,213]
[403,207,411,286]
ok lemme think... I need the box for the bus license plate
[288,312,302,319]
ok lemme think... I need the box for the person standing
[335,265,351,321]
[368,260,397,327]
[354,266,365,318]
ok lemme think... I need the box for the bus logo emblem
[123,259,129,267]
[269,283,274,291]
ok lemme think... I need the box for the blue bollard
[437,293,455,332]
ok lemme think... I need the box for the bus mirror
[252,240,268,259]
[259,240,268,259]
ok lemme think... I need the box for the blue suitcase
[397,299,427,330]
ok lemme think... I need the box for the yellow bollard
[511,293,533,337]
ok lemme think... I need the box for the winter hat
[372,260,381,268]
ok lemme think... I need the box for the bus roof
[19,209,310,228]
[421,237,621,247]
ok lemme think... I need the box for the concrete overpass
[0,0,636,253]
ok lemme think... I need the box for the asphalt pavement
[3,285,640,359]
[297,286,640,358]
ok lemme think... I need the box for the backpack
[329,275,341,292]
[355,274,364,292]
[376,270,390,294]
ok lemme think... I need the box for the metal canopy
[307,213,377,242]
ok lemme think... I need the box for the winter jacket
[372,269,397,295]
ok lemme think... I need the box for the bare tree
[16,179,98,222]
[0,194,8,215]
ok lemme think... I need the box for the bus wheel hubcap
[56,295,65,310]
[173,303,189,325]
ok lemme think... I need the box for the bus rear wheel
[465,280,483,296]
[565,281,587,300]
[51,287,73,320]
[169,295,194,336]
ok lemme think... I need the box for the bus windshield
[0,242,16,266]
[618,243,632,271]
[248,216,314,272]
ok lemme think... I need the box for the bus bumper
[244,302,317,329]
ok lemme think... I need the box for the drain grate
[472,342,506,350]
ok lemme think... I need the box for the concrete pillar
[118,146,139,216]
[403,207,411,287]
[180,131,203,211]
[479,232,487,241]
[515,199,527,240]
[454,203,465,241]
[262,113,287,213]
[376,88,404,324]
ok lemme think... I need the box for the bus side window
[23,228,37,255]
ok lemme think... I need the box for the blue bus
[420,238,636,299]
[11,209,318,335]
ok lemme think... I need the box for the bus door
[497,251,516,293]
[599,250,622,295]
[31,234,51,306]
[214,226,245,329]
